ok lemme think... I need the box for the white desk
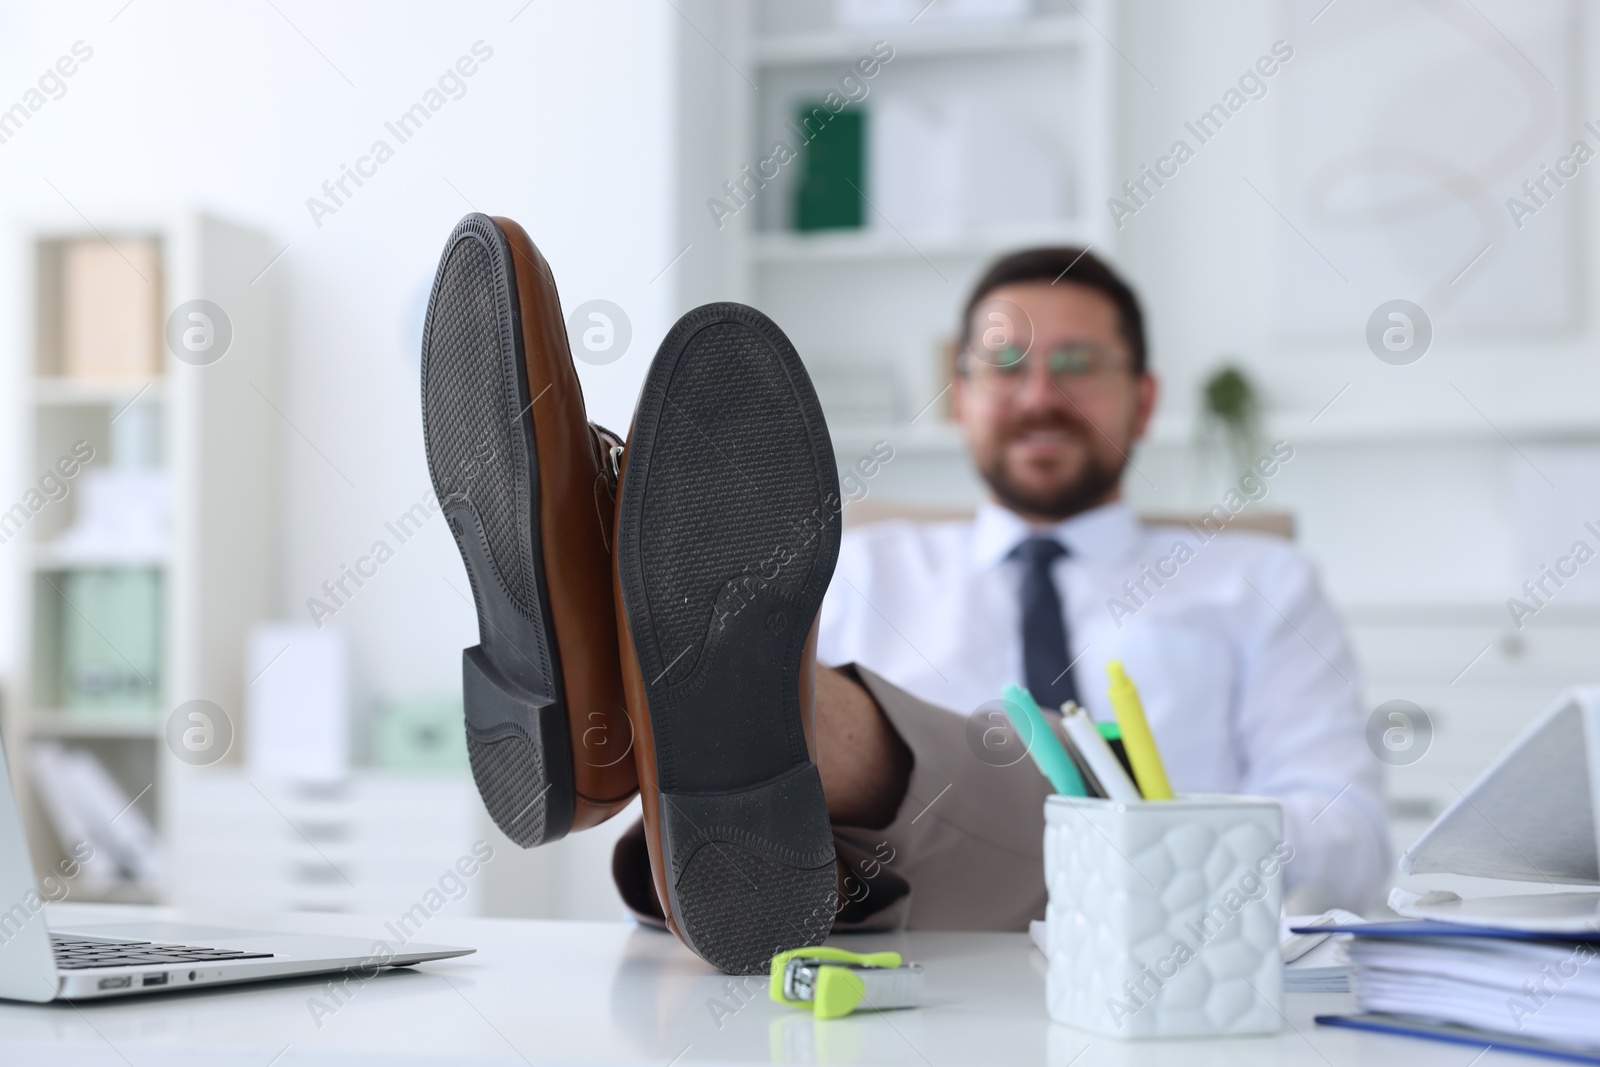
[0,903,1515,1066]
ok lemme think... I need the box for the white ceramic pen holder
[1044,793,1285,1039]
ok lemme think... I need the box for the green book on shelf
[373,698,469,772]
[793,103,865,232]
[59,567,162,713]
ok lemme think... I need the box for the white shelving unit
[674,0,1117,473]
[1,212,283,902]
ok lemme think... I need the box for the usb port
[97,976,132,990]
[142,973,169,987]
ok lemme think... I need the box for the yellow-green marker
[1106,660,1173,800]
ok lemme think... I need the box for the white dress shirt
[818,498,1391,911]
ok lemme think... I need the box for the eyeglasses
[963,342,1132,397]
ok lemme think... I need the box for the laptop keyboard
[52,934,274,970]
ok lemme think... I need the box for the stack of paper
[1280,910,1362,993]
[1348,932,1600,1049]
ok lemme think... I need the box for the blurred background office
[0,0,1594,922]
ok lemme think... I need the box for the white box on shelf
[958,106,1062,228]
[60,238,160,381]
[871,98,962,234]
[52,468,171,558]
[870,98,1063,236]
[1044,793,1284,1039]
[245,624,353,780]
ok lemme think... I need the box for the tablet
[1400,687,1600,884]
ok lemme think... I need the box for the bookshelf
[673,0,1117,488]
[1,212,282,902]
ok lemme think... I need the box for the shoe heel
[659,764,837,975]
[463,646,575,847]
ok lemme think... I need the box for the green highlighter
[999,684,1086,797]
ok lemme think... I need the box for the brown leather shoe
[421,213,637,847]
[613,303,840,974]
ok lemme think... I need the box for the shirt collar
[969,497,1143,571]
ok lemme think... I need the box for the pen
[1060,702,1141,801]
[1106,661,1173,800]
[999,684,1086,797]
[1095,720,1137,781]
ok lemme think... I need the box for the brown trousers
[612,665,1055,932]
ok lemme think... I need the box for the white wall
[1109,0,1600,610]
[0,0,676,918]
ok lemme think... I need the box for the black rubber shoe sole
[420,214,573,848]
[616,303,841,975]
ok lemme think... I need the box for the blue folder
[1289,919,1600,944]
[1317,1013,1600,1065]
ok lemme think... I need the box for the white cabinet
[1345,604,1600,865]
[167,769,487,918]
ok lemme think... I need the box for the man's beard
[977,419,1127,521]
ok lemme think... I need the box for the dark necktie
[1013,536,1079,711]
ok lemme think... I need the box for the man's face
[953,281,1157,523]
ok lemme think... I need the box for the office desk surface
[1,903,1515,1066]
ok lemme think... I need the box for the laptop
[0,735,473,1002]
